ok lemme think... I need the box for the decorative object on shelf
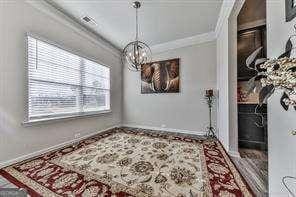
[122,1,152,71]
[204,89,216,138]
[245,35,296,111]
[141,58,180,93]
[237,80,260,104]
[286,0,296,22]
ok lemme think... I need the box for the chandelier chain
[136,6,139,41]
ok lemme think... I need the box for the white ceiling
[49,0,223,49]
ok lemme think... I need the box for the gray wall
[123,41,217,134]
[0,1,122,164]
[266,1,296,196]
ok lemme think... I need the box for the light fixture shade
[122,40,152,71]
[122,1,152,71]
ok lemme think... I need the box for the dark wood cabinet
[237,26,267,151]
[238,104,267,151]
[237,26,266,79]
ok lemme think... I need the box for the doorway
[235,0,268,195]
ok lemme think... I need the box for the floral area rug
[0,127,253,197]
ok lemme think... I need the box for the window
[27,35,110,122]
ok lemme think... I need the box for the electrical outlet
[74,133,81,139]
[73,133,81,148]
[161,124,166,128]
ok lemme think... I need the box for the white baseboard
[121,124,206,136]
[228,150,241,158]
[0,125,120,169]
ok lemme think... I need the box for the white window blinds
[27,36,110,121]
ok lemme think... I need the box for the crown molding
[214,0,236,38]
[150,0,237,53]
[150,31,216,53]
[25,0,121,58]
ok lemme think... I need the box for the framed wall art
[141,58,180,94]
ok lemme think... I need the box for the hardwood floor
[0,175,17,188]
[239,148,268,161]
[232,149,268,197]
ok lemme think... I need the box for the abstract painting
[141,58,180,93]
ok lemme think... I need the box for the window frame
[23,33,112,125]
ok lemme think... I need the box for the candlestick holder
[205,89,216,139]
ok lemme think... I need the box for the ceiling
[48,0,223,49]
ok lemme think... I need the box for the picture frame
[286,0,296,22]
[141,58,180,94]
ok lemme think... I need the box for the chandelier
[122,1,152,71]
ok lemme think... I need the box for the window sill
[22,110,112,126]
